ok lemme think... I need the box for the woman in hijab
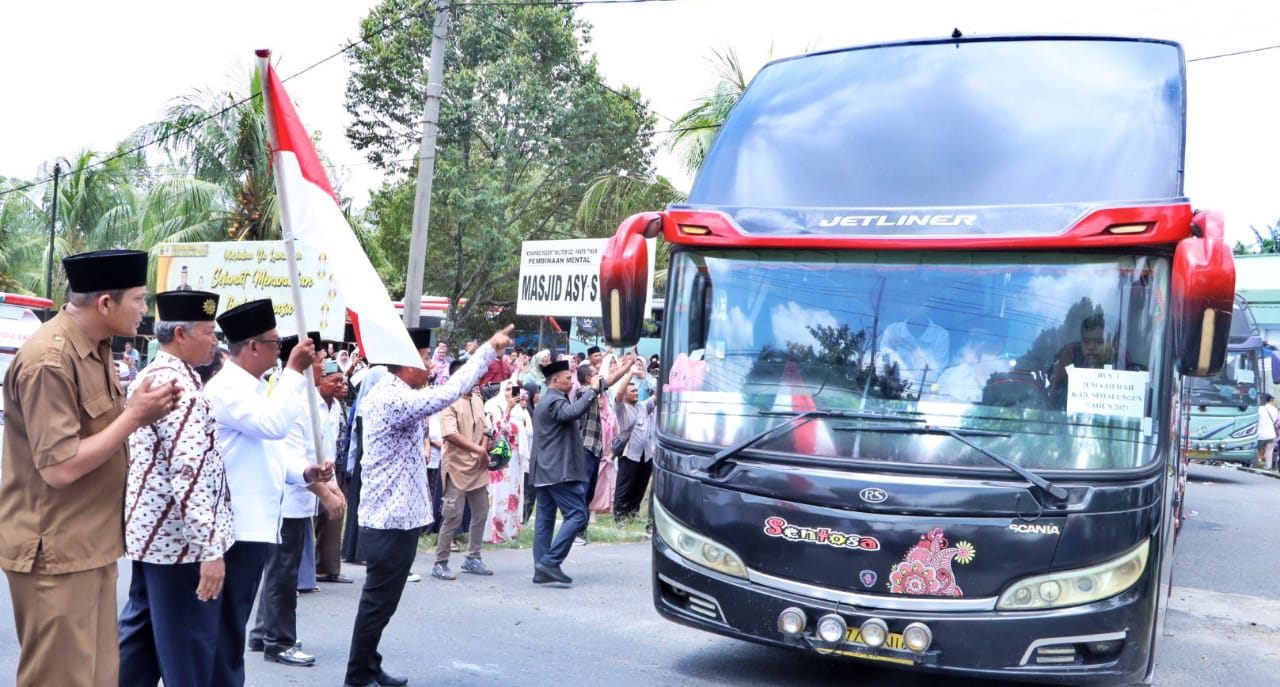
[519,349,551,391]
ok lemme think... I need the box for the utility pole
[403,0,451,327]
[45,161,61,301]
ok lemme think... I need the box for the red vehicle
[600,36,1233,685]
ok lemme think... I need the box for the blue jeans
[533,480,588,567]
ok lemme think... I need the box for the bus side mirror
[600,212,661,347]
[1171,210,1234,377]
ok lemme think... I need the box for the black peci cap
[216,299,276,343]
[540,359,569,378]
[407,327,433,350]
[62,249,148,293]
[279,330,321,362]
[156,290,220,322]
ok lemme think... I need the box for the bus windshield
[662,250,1169,471]
[1187,349,1259,408]
[690,37,1185,207]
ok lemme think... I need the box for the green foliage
[668,46,749,174]
[1235,220,1280,255]
[346,0,656,346]
[132,87,277,241]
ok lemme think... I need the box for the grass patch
[418,510,651,553]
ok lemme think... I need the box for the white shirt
[878,319,951,390]
[427,414,443,469]
[205,360,309,543]
[277,387,342,519]
[1259,403,1278,443]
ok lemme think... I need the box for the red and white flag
[260,57,423,369]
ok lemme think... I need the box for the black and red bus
[599,35,1234,685]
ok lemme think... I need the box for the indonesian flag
[260,56,424,369]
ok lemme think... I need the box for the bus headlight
[859,618,889,648]
[815,614,847,643]
[902,622,933,652]
[653,500,747,578]
[997,540,1149,610]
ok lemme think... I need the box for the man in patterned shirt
[117,290,234,687]
[342,324,513,687]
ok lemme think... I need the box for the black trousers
[345,526,420,685]
[212,540,273,687]
[523,473,537,523]
[118,560,221,687]
[341,460,364,563]
[583,447,601,506]
[614,456,653,520]
[250,517,308,651]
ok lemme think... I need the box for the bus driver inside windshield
[1049,314,1115,407]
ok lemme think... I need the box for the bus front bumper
[652,536,1156,685]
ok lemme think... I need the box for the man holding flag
[254,50,518,687]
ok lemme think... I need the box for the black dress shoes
[375,670,409,686]
[534,562,573,584]
[263,645,315,666]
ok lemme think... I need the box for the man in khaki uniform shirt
[431,360,495,579]
[0,250,176,687]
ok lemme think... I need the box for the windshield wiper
[833,423,1067,501]
[705,409,1068,503]
[704,410,924,475]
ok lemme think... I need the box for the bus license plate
[816,627,918,665]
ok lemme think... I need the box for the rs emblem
[860,487,888,503]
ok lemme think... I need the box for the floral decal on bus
[888,528,976,597]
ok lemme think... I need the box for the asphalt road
[0,462,1277,686]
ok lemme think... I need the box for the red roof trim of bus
[0,293,55,309]
[661,204,1194,249]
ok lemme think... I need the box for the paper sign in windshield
[1065,366,1148,417]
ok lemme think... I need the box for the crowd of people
[0,248,662,687]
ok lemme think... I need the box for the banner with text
[517,238,655,319]
[155,241,345,341]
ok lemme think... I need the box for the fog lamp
[1088,640,1124,656]
[902,622,932,652]
[777,607,806,636]
[815,614,847,644]
[859,618,889,648]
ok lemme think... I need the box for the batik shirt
[357,344,497,530]
[124,351,235,564]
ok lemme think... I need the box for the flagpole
[257,49,328,467]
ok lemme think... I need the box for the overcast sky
[3,0,1278,245]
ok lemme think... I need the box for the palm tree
[668,46,750,174]
[134,87,279,241]
[0,182,47,294]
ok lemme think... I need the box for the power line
[0,6,419,201]
[1188,42,1280,62]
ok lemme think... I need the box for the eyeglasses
[253,338,283,348]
